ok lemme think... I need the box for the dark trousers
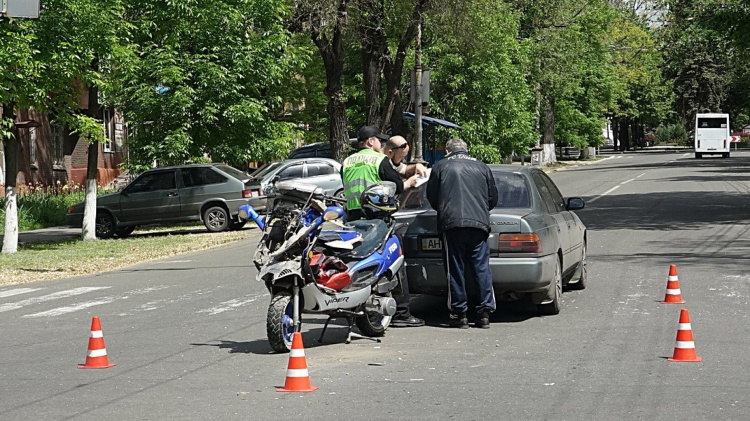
[443,228,496,316]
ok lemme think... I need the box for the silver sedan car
[394,165,587,315]
[243,158,343,211]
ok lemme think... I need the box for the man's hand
[405,174,420,189]
[414,163,428,177]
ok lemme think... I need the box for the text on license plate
[421,237,443,251]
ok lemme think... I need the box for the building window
[29,127,37,164]
[51,124,65,167]
[103,109,114,152]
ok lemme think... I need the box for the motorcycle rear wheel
[355,293,393,337]
[267,291,295,353]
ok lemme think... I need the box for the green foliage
[425,0,535,162]
[116,0,309,166]
[655,123,688,145]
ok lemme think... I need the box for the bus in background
[695,113,730,159]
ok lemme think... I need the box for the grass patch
[0,227,258,286]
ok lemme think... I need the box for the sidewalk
[0,226,80,246]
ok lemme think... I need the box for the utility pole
[413,20,424,162]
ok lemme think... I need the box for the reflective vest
[342,148,386,210]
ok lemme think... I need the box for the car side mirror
[566,197,585,211]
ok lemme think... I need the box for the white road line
[0,287,110,313]
[587,173,646,204]
[23,297,117,318]
[198,295,265,315]
[0,288,43,298]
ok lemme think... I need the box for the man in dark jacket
[426,138,498,328]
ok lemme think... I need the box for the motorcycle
[239,181,405,353]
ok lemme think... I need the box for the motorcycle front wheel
[267,291,296,353]
[355,293,393,337]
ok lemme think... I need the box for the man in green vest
[341,125,424,328]
[341,125,417,221]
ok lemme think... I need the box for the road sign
[730,136,741,143]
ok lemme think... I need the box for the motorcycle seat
[318,219,389,261]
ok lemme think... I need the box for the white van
[695,113,730,158]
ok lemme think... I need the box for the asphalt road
[1,151,749,420]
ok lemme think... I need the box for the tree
[1,0,128,251]
[117,0,307,168]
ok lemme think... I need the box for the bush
[655,123,688,145]
[0,183,116,234]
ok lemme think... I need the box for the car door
[539,173,584,261]
[179,167,229,217]
[531,171,572,267]
[118,170,181,223]
[305,161,341,195]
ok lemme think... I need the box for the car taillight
[498,234,541,253]
[242,190,253,198]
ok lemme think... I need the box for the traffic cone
[660,264,686,304]
[668,308,702,363]
[78,316,116,369]
[277,332,317,392]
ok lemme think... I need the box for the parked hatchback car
[394,165,587,315]
[243,158,343,211]
[66,163,253,238]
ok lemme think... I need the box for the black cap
[357,125,390,142]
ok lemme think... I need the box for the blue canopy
[402,112,461,129]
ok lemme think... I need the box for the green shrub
[0,184,115,234]
[655,123,688,145]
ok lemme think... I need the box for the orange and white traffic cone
[660,264,686,304]
[668,308,702,363]
[277,332,317,392]
[78,316,116,369]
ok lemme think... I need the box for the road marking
[198,294,265,315]
[0,287,110,313]
[587,173,646,204]
[0,288,43,298]
[23,297,117,318]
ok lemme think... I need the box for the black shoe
[390,315,425,327]
[475,312,490,329]
[448,314,469,329]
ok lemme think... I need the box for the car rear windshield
[250,162,282,180]
[398,171,530,211]
[494,173,530,208]
[215,164,250,181]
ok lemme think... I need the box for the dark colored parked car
[394,165,587,315]
[288,139,359,159]
[66,163,253,238]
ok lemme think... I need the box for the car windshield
[215,164,250,181]
[250,162,282,179]
[398,171,530,211]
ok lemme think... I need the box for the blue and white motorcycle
[239,181,405,353]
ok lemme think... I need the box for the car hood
[71,192,121,211]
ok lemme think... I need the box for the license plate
[421,237,443,251]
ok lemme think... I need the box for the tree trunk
[312,0,350,162]
[82,84,102,241]
[612,117,619,150]
[360,0,387,127]
[619,118,630,151]
[1,103,19,254]
[541,96,557,165]
[381,0,428,135]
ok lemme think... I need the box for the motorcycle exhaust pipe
[366,296,397,317]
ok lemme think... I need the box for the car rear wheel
[203,206,230,232]
[567,241,587,291]
[95,212,116,239]
[538,258,562,315]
